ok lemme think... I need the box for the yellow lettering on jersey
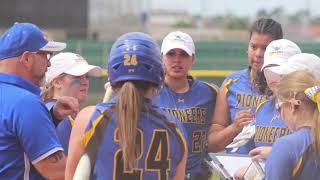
[145,129,170,180]
[236,93,267,109]
[113,128,144,180]
[155,141,162,161]
[162,107,207,125]
[255,126,290,144]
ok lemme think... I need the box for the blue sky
[152,0,319,18]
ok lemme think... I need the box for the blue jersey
[45,101,75,155]
[254,99,290,147]
[224,69,267,153]
[154,79,218,176]
[265,128,320,180]
[56,115,74,155]
[83,98,187,180]
[0,73,62,180]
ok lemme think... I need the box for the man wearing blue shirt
[0,23,74,179]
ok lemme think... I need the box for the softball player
[251,39,301,159]
[265,70,320,179]
[235,52,320,179]
[153,31,218,179]
[66,32,188,180]
[41,52,102,154]
[208,18,283,154]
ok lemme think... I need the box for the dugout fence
[63,40,320,105]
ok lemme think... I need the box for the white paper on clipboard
[208,153,265,178]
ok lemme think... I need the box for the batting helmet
[108,32,164,86]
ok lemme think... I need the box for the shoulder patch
[203,82,219,94]
[224,78,239,94]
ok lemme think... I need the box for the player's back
[265,128,320,180]
[85,99,186,180]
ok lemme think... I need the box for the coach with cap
[0,23,75,179]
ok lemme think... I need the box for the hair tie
[304,85,320,110]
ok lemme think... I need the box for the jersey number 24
[114,128,170,180]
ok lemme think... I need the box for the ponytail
[116,81,144,169]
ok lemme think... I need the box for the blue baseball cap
[0,22,66,60]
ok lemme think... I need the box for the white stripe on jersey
[24,153,30,180]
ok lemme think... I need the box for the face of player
[247,32,274,73]
[56,73,89,103]
[263,66,283,93]
[162,48,195,79]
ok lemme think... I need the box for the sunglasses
[275,99,302,112]
[28,51,53,60]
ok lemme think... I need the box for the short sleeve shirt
[0,73,62,179]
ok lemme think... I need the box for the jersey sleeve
[14,95,62,164]
[204,82,219,93]
[265,137,295,180]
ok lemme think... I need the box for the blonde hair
[114,81,157,169]
[40,74,66,101]
[276,70,320,159]
[41,81,55,101]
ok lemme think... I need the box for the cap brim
[261,57,288,71]
[264,65,295,76]
[65,64,102,77]
[40,41,66,52]
[161,43,193,56]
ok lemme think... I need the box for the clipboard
[207,153,265,179]
[243,161,265,180]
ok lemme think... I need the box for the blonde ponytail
[116,81,144,169]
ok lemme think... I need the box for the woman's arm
[208,83,254,152]
[65,106,95,180]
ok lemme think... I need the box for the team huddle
[0,18,320,180]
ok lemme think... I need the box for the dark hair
[255,72,273,96]
[250,18,283,95]
[249,18,283,40]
